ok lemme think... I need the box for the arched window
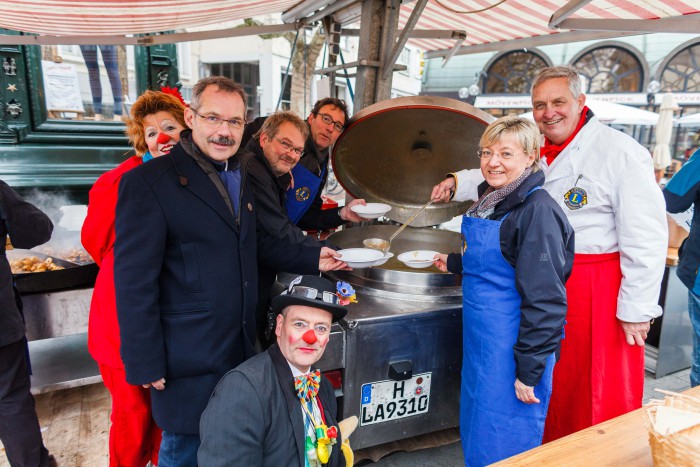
[660,42,700,92]
[656,40,700,163]
[573,46,643,92]
[484,51,549,94]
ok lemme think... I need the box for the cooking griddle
[8,250,98,294]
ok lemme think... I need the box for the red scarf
[540,106,589,166]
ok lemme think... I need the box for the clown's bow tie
[295,370,321,401]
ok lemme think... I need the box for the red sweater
[81,155,142,368]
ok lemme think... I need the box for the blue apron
[285,163,326,224]
[460,187,555,466]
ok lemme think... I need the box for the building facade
[422,33,700,157]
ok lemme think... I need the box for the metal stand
[645,265,693,378]
[29,333,101,394]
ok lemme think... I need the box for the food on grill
[10,256,65,273]
[35,246,93,264]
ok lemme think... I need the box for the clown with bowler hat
[199,275,357,466]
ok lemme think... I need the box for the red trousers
[100,364,161,467]
[544,253,645,442]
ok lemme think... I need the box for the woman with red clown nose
[81,88,186,467]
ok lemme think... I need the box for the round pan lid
[332,96,494,227]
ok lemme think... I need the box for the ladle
[363,199,435,254]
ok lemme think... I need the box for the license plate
[360,373,431,426]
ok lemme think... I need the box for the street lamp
[458,82,480,105]
[647,80,660,106]
[646,80,661,147]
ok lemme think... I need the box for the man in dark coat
[241,98,365,232]
[199,275,349,467]
[114,77,346,466]
[245,110,321,247]
[244,111,358,346]
[0,180,54,467]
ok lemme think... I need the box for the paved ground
[358,368,692,466]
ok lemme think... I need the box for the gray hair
[254,111,309,142]
[190,76,248,114]
[530,66,582,100]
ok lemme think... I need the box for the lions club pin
[564,187,587,210]
[295,187,311,202]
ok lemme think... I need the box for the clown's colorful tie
[295,370,321,402]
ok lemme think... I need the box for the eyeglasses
[286,285,340,306]
[477,149,519,160]
[191,109,246,130]
[317,113,345,132]
[274,137,305,157]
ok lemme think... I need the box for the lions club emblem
[564,187,587,210]
[295,187,311,202]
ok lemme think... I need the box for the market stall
[8,221,99,394]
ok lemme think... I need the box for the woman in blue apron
[435,116,575,466]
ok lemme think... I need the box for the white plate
[372,252,394,267]
[397,250,439,269]
[334,248,384,268]
[351,203,392,219]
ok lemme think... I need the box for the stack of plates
[333,248,384,268]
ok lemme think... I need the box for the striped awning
[404,0,700,54]
[0,0,300,36]
[0,0,698,53]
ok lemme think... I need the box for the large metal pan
[332,96,493,227]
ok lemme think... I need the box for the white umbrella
[652,93,679,170]
[519,99,660,126]
[677,112,700,127]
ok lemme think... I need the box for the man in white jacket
[431,66,667,441]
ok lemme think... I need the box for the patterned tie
[295,370,321,402]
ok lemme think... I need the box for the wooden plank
[76,384,110,466]
[44,386,84,466]
[494,386,700,466]
[0,384,111,467]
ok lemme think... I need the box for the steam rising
[21,190,87,250]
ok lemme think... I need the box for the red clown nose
[157,132,170,144]
[302,330,317,344]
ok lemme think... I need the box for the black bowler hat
[271,275,348,322]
